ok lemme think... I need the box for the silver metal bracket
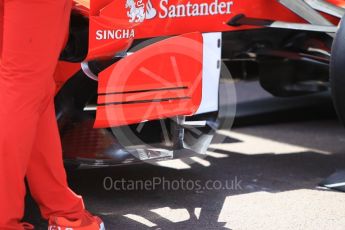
[81,62,98,81]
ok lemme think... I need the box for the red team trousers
[0,0,85,229]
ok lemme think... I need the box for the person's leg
[24,0,86,220]
[0,0,3,58]
[0,0,83,228]
[26,93,85,220]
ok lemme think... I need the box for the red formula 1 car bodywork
[54,0,344,167]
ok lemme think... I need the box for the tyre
[331,15,345,125]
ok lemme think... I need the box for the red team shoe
[48,211,105,230]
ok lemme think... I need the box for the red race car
[55,0,344,168]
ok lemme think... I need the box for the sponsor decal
[96,0,234,40]
[126,0,157,22]
[159,0,234,18]
[96,29,135,40]
[127,0,234,22]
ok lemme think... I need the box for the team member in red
[0,0,104,229]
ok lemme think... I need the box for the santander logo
[126,0,234,22]
[126,0,157,22]
[96,0,234,40]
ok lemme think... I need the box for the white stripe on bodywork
[270,21,338,33]
[196,32,222,115]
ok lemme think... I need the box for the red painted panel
[94,32,203,128]
[86,0,340,59]
[87,0,299,59]
[326,0,345,7]
[96,101,199,128]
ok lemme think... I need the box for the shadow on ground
[24,91,345,229]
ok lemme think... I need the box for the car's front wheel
[331,15,345,125]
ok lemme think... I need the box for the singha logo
[126,0,157,23]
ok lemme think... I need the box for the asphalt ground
[24,81,345,230]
